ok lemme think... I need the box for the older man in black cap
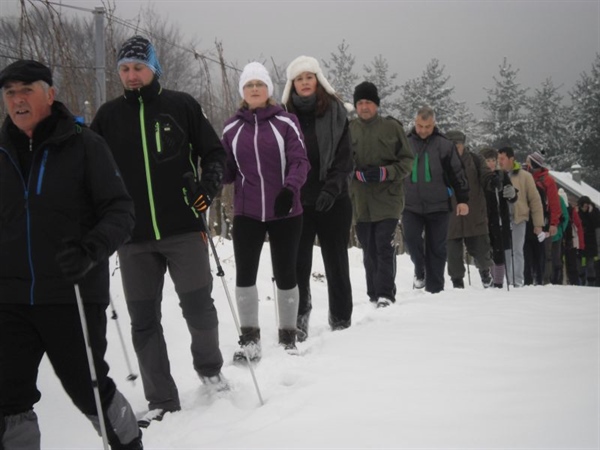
[349,81,414,308]
[91,36,227,427]
[0,60,142,449]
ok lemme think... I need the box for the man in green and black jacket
[91,36,227,427]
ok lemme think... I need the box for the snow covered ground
[36,238,599,449]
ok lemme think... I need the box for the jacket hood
[235,104,285,123]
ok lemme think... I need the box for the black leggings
[232,215,302,290]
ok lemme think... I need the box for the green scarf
[411,152,432,183]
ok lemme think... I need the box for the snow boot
[233,327,261,363]
[413,275,425,289]
[376,297,393,308]
[328,312,350,331]
[199,372,230,392]
[479,269,493,288]
[278,329,298,355]
[452,278,464,289]
[296,311,310,342]
[137,407,180,429]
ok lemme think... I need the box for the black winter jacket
[0,102,135,305]
[91,78,226,242]
[404,127,469,215]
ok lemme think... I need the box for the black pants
[355,218,399,302]
[297,196,353,322]
[402,210,450,294]
[233,215,302,290]
[523,238,545,285]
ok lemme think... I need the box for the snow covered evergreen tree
[480,57,530,161]
[363,55,399,117]
[396,59,473,134]
[322,40,359,105]
[569,54,600,189]
[526,78,573,170]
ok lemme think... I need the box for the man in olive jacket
[403,107,470,294]
[349,82,414,308]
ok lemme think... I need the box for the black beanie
[353,81,380,106]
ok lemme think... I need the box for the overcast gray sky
[2,0,599,117]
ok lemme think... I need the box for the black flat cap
[0,60,53,89]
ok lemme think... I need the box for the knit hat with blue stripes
[117,35,162,79]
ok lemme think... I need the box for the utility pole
[94,6,106,111]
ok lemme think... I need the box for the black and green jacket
[91,77,226,242]
[0,102,134,305]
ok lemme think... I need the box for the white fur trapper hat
[238,61,274,99]
[281,55,336,104]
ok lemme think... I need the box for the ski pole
[200,213,265,406]
[109,297,138,384]
[74,284,110,450]
[494,186,510,291]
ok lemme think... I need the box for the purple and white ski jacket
[221,104,309,222]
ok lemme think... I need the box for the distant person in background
[559,188,585,285]
[480,147,518,288]
[91,35,227,428]
[282,55,353,340]
[349,82,414,307]
[402,106,469,294]
[577,195,600,286]
[445,130,496,289]
[497,147,544,287]
[221,62,309,360]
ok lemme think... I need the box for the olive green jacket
[349,115,414,222]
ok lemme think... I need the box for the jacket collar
[123,77,161,104]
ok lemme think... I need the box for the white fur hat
[281,55,336,104]
[238,62,274,99]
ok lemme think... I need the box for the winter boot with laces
[278,329,298,355]
[233,327,261,363]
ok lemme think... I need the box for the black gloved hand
[56,239,96,281]
[491,171,503,191]
[315,191,336,212]
[274,187,294,218]
[502,183,516,200]
[355,166,387,183]
[183,172,212,213]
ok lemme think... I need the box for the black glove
[355,166,387,183]
[274,188,294,218]
[502,183,516,200]
[490,171,503,191]
[183,172,212,213]
[56,239,96,281]
[315,191,335,212]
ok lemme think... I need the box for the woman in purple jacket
[221,62,309,361]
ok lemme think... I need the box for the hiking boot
[413,276,425,289]
[452,278,464,289]
[376,297,393,308]
[233,327,261,363]
[137,407,180,428]
[296,311,310,342]
[199,372,230,392]
[278,329,298,355]
[493,283,503,288]
[479,269,493,288]
[328,312,350,331]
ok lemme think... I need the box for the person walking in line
[497,147,545,287]
[91,36,227,428]
[445,131,497,289]
[221,62,309,360]
[282,55,353,340]
[402,106,470,294]
[559,188,586,285]
[577,195,600,286]
[480,147,518,288]
[0,60,142,449]
[349,82,414,307]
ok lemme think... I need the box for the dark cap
[446,130,466,144]
[0,60,53,89]
[353,81,380,106]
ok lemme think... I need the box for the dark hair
[498,146,515,158]
[577,196,592,208]
[285,81,333,117]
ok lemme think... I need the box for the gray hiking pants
[118,232,224,411]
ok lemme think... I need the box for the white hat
[238,62,274,99]
[558,188,569,206]
[281,55,336,104]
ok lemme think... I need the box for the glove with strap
[315,191,336,212]
[274,188,294,218]
[502,183,516,200]
[355,166,387,183]
[183,172,212,213]
[56,238,98,281]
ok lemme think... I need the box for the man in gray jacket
[402,107,469,294]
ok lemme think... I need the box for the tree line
[1,2,598,206]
